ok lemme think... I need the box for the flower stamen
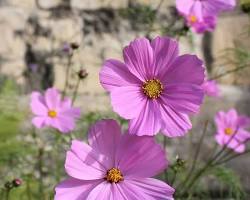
[105,168,123,183]
[48,110,57,118]
[224,127,234,135]
[142,79,163,99]
[189,15,197,23]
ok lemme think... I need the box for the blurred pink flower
[202,80,220,97]
[215,109,250,153]
[30,88,81,133]
[100,37,205,137]
[176,0,236,33]
[55,119,175,200]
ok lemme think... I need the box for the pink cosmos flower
[100,37,205,137]
[176,0,236,33]
[55,119,175,200]
[202,80,220,97]
[30,88,81,133]
[215,109,250,153]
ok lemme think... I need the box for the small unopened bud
[171,156,186,172]
[12,179,22,187]
[70,42,79,50]
[241,3,250,13]
[183,25,189,31]
[78,69,88,79]
[176,157,185,168]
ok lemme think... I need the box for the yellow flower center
[142,79,163,99]
[189,15,197,23]
[48,110,57,118]
[105,168,123,183]
[224,127,234,135]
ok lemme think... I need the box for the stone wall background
[0,1,249,110]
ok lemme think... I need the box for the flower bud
[70,42,79,50]
[78,69,88,79]
[12,178,22,187]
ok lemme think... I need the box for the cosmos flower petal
[118,181,150,200]
[215,111,226,129]
[202,80,220,97]
[151,36,179,78]
[176,0,195,15]
[32,116,46,128]
[226,109,238,128]
[160,104,192,137]
[54,119,174,199]
[88,119,122,168]
[191,16,217,33]
[126,178,175,200]
[128,100,161,136]
[30,87,81,132]
[101,37,204,137]
[238,116,250,128]
[45,88,61,110]
[216,133,246,153]
[30,92,48,115]
[52,116,76,133]
[60,97,72,110]
[55,178,102,200]
[100,59,141,92]
[161,83,204,113]
[65,140,106,180]
[116,134,167,178]
[110,86,146,119]
[203,0,236,15]
[86,182,114,200]
[235,130,250,142]
[164,54,205,85]
[123,38,154,81]
[227,139,245,153]
[176,0,236,33]
[61,108,81,118]
[233,144,245,153]
[191,1,203,21]
[214,109,250,153]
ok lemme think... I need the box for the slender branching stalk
[180,128,239,196]
[72,77,81,105]
[177,121,208,190]
[62,54,73,98]
[210,63,250,80]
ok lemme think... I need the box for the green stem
[62,54,73,98]
[54,133,63,182]
[214,149,250,165]
[145,0,164,37]
[72,77,81,105]
[163,136,168,182]
[180,129,239,195]
[0,189,4,200]
[210,64,250,80]
[183,149,250,196]
[5,189,10,200]
[181,159,213,196]
[26,177,32,200]
[38,148,44,200]
[170,170,177,186]
[177,121,208,190]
